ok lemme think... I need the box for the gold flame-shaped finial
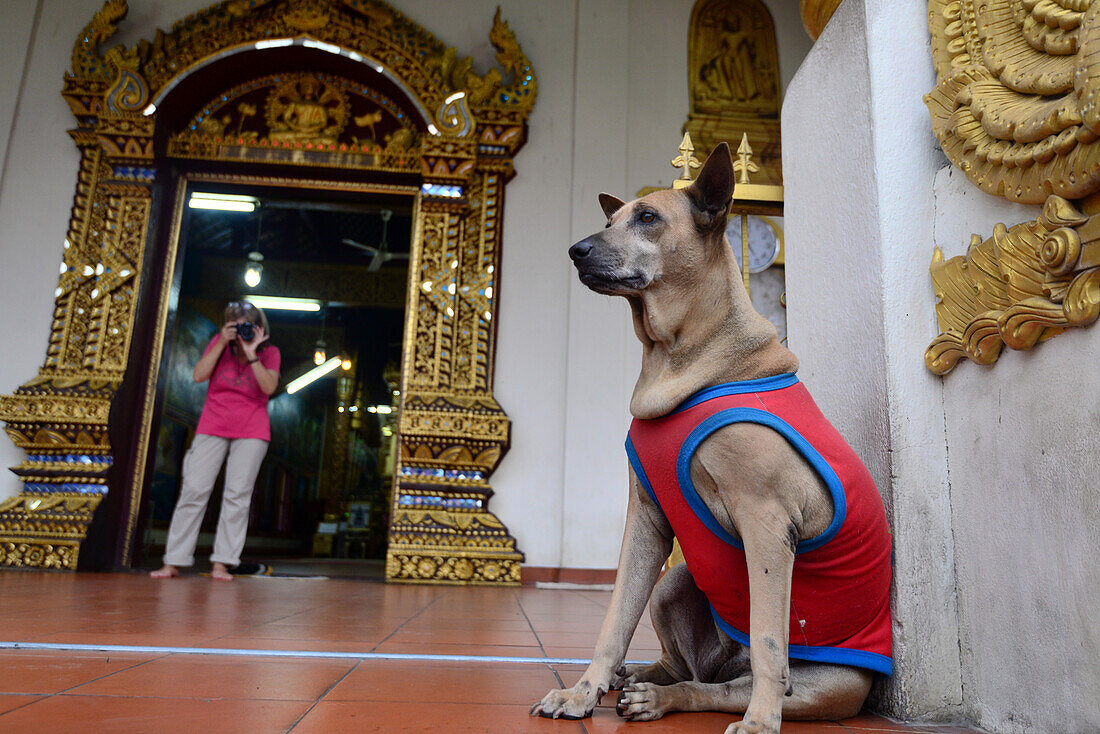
[670,132,702,189]
[734,133,760,185]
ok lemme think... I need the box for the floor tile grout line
[5,692,349,702]
[367,587,449,653]
[0,695,46,719]
[513,587,553,660]
[517,589,593,734]
[284,658,362,733]
[0,651,174,719]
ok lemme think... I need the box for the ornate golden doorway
[0,0,536,584]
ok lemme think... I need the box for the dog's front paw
[724,714,780,734]
[529,682,602,720]
[615,682,673,721]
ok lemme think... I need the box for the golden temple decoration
[686,0,781,185]
[926,195,1100,374]
[0,0,537,580]
[168,73,422,169]
[671,132,702,189]
[924,0,1100,373]
[926,0,1100,205]
[266,74,348,145]
[799,0,842,41]
[733,132,759,185]
[70,0,129,81]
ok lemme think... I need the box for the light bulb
[341,359,352,371]
[243,263,262,288]
[313,348,327,365]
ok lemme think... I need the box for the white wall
[0,0,47,500]
[0,0,812,569]
[932,148,1100,733]
[785,0,1100,731]
[784,0,962,722]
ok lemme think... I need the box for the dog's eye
[639,211,657,224]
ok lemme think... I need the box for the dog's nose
[569,239,593,261]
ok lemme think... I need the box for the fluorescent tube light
[189,192,259,213]
[286,357,342,394]
[245,296,322,312]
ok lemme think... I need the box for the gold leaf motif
[474,512,503,529]
[926,0,1100,203]
[926,194,1100,374]
[427,511,455,527]
[1063,266,1100,325]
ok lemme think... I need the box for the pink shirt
[195,336,280,441]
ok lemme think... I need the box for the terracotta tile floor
[0,572,986,733]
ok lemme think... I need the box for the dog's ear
[684,143,734,227]
[599,193,626,220]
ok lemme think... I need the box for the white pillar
[782,0,963,720]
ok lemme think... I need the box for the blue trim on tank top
[675,408,847,554]
[709,605,893,676]
[673,373,799,414]
[625,436,662,511]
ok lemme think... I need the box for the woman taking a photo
[151,301,280,581]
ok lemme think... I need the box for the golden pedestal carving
[0,0,536,582]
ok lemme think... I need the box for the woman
[151,301,280,581]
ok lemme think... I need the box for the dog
[530,143,893,734]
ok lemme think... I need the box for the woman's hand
[241,326,278,395]
[219,321,239,345]
[238,325,269,362]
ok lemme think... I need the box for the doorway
[141,180,413,574]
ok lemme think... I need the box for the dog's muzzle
[568,237,596,263]
[569,236,648,294]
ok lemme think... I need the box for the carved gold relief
[926,0,1100,205]
[925,1,1100,373]
[1,0,536,578]
[799,0,842,40]
[686,0,781,184]
[926,195,1100,374]
[168,72,422,170]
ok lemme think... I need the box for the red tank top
[626,373,893,675]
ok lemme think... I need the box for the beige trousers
[162,433,268,567]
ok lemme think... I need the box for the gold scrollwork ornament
[925,195,1100,374]
[924,1,1100,373]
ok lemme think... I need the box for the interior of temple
[143,189,412,570]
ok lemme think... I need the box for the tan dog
[530,143,891,733]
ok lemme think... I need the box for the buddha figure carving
[700,13,758,103]
[266,73,349,145]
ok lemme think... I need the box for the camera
[235,322,255,342]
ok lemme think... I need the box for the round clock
[725,215,781,273]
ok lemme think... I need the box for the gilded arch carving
[0,0,537,584]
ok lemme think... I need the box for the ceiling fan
[342,209,408,273]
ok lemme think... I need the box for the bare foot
[211,562,234,582]
[149,565,179,578]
